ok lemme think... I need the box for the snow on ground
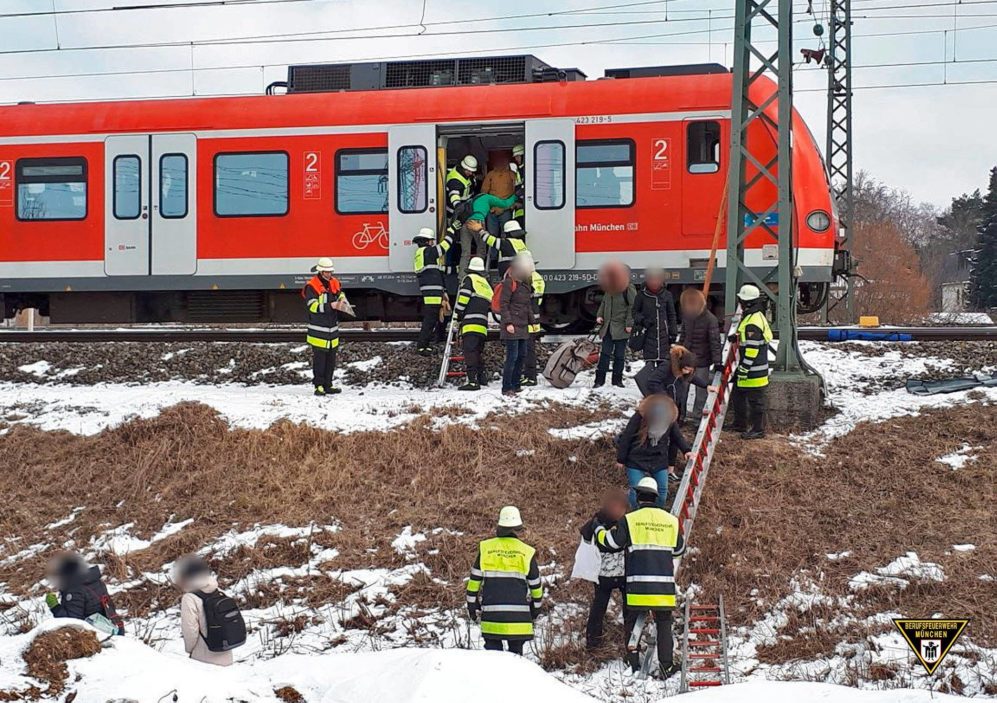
[0,620,978,703]
[793,341,997,452]
[0,368,635,437]
[926,312,993,324]
[1,340,994,446]
[936,444,982,469]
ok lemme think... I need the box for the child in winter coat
[45,553,124,635]
[579,490,629,650]
[615,394,691,508]
[174,556,234,667]
[642,346,716,424]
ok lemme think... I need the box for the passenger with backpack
[497,252,535,395]
[175,556,245,666]
[46,553,124,635]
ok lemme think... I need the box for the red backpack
[490,278,518,315]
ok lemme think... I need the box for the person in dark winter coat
[46,553,123,633]
[615,394,691,508]
[642,346,714,422]
[678,288,723,421]
[579,490,628,650]
[631,268,678,367]
[303,257,349,396]
[499,253,535,395]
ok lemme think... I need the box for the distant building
[938,250,974,312]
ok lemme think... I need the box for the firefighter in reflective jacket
[446,155,478,221]
[595,476,685,678]
[521,263,545,387]
[511,143,526,224]
[453,256,494,391]
[482,220,530,278]
[303,257,347,396]
[729,284,773,440]
[466,506,543,655]
[413,227,453,356]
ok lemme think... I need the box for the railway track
[0,326,995,344]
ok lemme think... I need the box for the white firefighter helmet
[503,220,525,237]
[512,144,525,158]
[314,257,335,273]
[736,284,762,302]
[498,506,524,528]
[634,476,660,498]
[467,257,486,272]
[460,155,479,172]
[413,227,436,243]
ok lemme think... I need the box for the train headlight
[807,210,831,232]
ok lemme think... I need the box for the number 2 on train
[651,139,671,190]
[0,160,12,207]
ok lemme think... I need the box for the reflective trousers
[311,347,337,389]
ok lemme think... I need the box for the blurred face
[320,270,333,281]
[604,497,627,521]
[682,365,695,377]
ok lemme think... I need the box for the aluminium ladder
[631,309,742,680]
[436,313,465,387]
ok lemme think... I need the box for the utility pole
[726,0,822,427]
[824,0,855,322]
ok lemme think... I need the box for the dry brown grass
[21,627,101,697]
[0,399,993,670]
[686,403,997,653]
[274,686,305,703]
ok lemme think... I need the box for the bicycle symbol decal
[352,222,389,250]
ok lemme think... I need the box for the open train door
[388,124,438,273]
[525,119,575,270]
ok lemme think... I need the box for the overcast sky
[1,0,995,208]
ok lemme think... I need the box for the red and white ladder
[679,598,732,691]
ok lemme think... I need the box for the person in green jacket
[595,281,637,387]
[454,193,517,276]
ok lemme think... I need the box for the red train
[0,56,839,326]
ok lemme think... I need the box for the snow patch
[876,552,945,582]
[391,526,427,555]
[936,444,981,469]
[17,360,51,377]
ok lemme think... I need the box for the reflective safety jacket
[302,275,346,350]
[513,167,525,219]
[454,272,494,336]
[413,232,454,305]
[466,535,543,641]
[482,234,529,278]
[736,309,773,388]
[446,168,473,215]
[596,506,685,611]
[528,271,545,335]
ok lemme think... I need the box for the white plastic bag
[570,538,601,583]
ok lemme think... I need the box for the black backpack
[194,590,246,652]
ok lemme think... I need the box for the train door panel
[104,135,150,276]
[387,124,437,273]
[681,118,725,240]
[525,119,575,269]
[151,133,196,276]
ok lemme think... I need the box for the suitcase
[543,335,601,389]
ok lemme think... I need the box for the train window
[576,139,635,208]
[113,155,141,220]
[397,146,428,214]
[336,149,389,214]
[534,140,565,210]
[687,121,721,174]
[214,151,288,217]
[160,154,188,219]
[15,157,87,221]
